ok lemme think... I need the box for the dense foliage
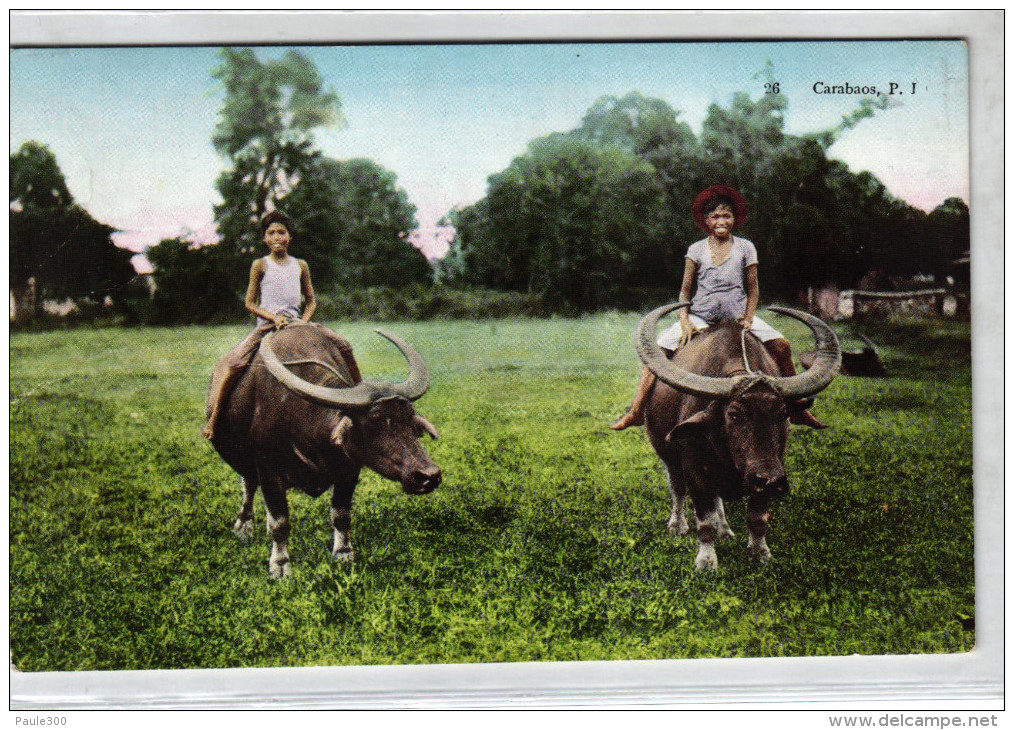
[142,153,433,326]
[443,91,970,307]
[313,285,548,321]
[12,59,971,327]
[10,316,973,670]
[439,134,667,311]
[145,238,241,325]
[283,157,431,289]
[9,141,140,313]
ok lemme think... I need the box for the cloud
[108,205,220,252]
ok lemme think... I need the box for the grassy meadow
[9,313,974,671]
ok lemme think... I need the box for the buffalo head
[329,396,442,495]
[259,327,442,495]
[665,379,790,498]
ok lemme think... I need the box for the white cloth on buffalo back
[257,256,302,326]
[657,313,783,351]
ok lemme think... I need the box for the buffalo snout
[403,463,442,495]
[745,467,789,497]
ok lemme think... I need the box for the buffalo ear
[665,403,719,443]
[785,396,815,414]
[414,415,439,440]
[330,416,354,447]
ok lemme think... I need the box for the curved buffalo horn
[634,303,841,401]
[635,302,744,399]
[765,306,841,399]
[375,328,430,402]
[259,328,430,409]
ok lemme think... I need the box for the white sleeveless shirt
[257,256,302,326]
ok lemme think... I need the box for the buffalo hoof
[717,523,736,541]
[269,560,292,579]
[695,545,719,572]
[747,543,772,563]
[667,514,689,536]
[332,548,355,563]
[233,518,253,542]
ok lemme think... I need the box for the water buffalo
[801,333,886,377]
[635,304,840,571]
[209,323,441,577]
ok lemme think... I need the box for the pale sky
[10,41,969,262]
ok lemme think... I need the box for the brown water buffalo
[209,323,441,577]
[635,304,840,570]
[801,333,886,377]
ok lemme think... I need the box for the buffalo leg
[261,473,292,578]
[692,491,724,571]
[745,494,773,563]
[714,498,735,540]
[665,465,689,536]
[232,474,258,541]
[330,470,360,562]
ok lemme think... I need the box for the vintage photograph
[10,18,982,699]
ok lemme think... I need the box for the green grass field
[9,313,974,671]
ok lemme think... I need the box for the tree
[212,48,344,266]
[699,91,788,201]
[10,140,73,212]
[437,202,494,288]
[577,93,704,274]
[145,238,241,325]
[926,197,970,280]
[10,141,136,308]
[282,157,432,290]
[576,92,698,159]
[447,133,667,309]
[695,91,921,295]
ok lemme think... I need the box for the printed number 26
[764,82,781,94]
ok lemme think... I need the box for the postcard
[8,10,1003,711]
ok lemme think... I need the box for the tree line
[10,50,969,326]
[10,49,432,326]
[438,90,970,310]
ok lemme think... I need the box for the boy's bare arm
[299,260,316,321]
[678,258,697,322]
[741,263,759,327]
[677,258,699,347]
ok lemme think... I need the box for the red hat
[691,185,748,231]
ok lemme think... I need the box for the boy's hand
[272,314,291,330]
[737,316,753,330]
[678,323,700,347]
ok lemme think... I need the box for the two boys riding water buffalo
[206,187,839,574]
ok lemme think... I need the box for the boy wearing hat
[611,185,826,430]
